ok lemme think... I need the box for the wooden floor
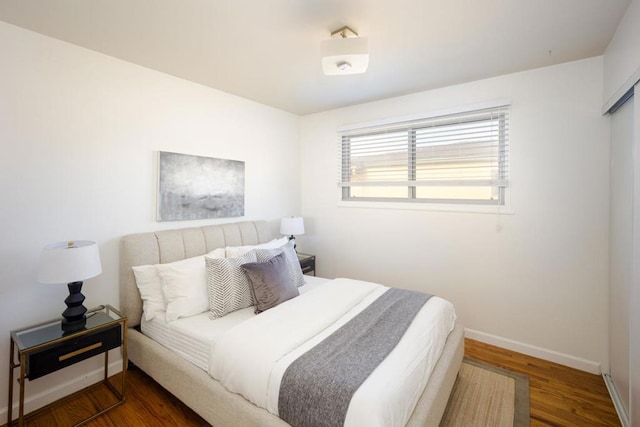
[465,338,621,426]
[8,368,209,427]
[7,339,621,426]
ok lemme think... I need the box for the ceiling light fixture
[321,26,369,76]
[336,61,352,71]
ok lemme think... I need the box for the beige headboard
[119,221,273,327]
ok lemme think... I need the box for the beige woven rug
[440,358,530,427]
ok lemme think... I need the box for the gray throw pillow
[242,252,300,313]
[254,240,305,287]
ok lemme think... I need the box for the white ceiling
[0,0,631,115]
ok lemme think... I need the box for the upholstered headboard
[119,221,273,327]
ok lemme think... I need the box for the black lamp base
[62,281,87,332]
[61,317,86,332]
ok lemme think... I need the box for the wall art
[157,151,245,221]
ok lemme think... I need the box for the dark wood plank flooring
[6,338,621,426]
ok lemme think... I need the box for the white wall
[299,56,610,372]
[603,0,640,111]
[0,22,300,422]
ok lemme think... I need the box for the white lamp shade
[321,36,369,75]
[38,240,102,284]
[280,217,305,236]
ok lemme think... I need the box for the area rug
[440,357,530,427]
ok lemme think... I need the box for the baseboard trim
[464,328,602,374]
[1,360,123,425]
[603,373,630,427]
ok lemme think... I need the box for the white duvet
[208,278,456,427]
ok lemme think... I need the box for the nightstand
[7,305,127,427]
[297,252,316,276]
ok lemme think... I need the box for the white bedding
[209,278,456,427]
[141,276,456,426]
[140,276,328,371]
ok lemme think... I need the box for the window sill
[337,200,515,215]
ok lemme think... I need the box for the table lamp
[280,217,305,249]
[38,240,102,332]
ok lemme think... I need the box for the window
[339,104,510,205]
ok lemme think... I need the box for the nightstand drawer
[26,324,121,380]
[300,260,315,274]
[297,254,316,276]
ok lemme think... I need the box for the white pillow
[206,251,257,319]
[225,236,289,258]
[132,265,166,321]
[157,248,225,322]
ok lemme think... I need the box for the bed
[119,220,464,427]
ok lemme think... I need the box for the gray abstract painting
[157,151,245,221]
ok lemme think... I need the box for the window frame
[338,101,510,208]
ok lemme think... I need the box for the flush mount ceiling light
[321,26,369,76]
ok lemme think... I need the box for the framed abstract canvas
[157,151,245,221]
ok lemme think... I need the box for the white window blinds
[339,104,510,205]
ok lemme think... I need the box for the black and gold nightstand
[297,253,316,276]
[7,305,127,427]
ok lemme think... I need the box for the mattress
[140,275,329,371]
